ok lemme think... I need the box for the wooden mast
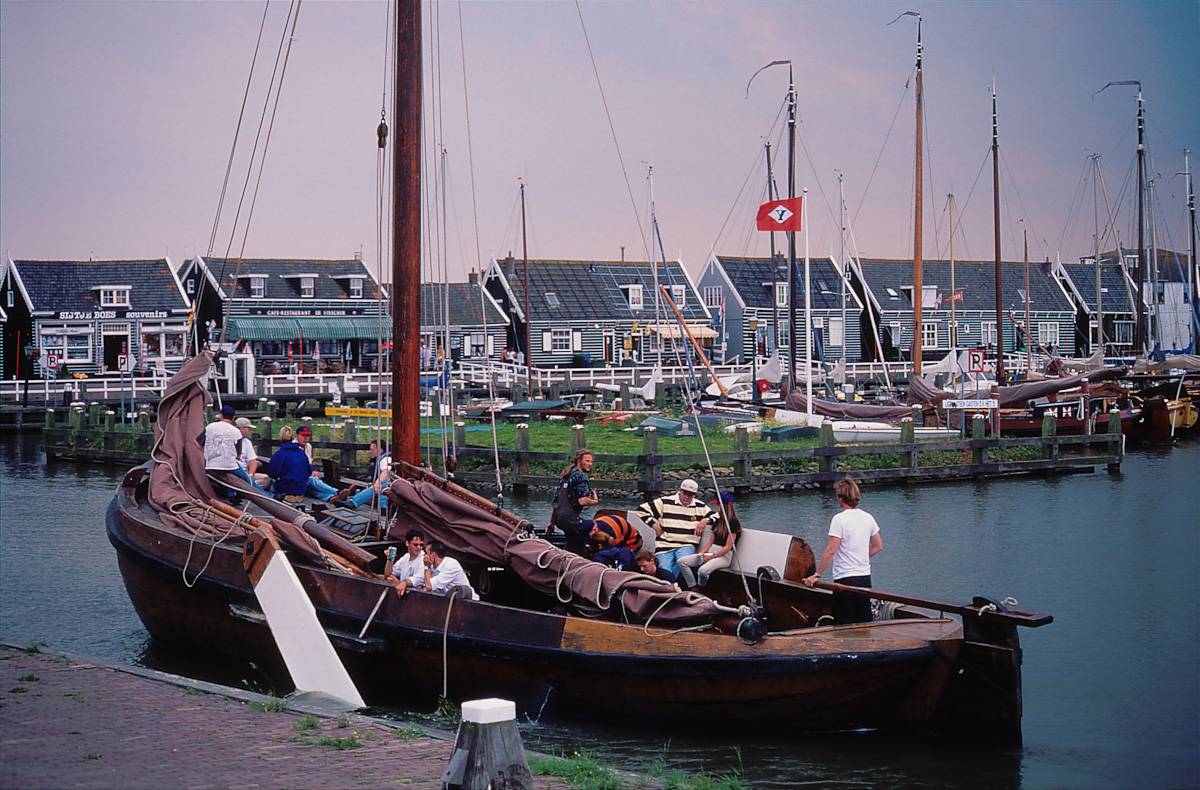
[1135,86,1147,354]
[912,16,923,378]
[992,80,1004,384]
[392,0,421,467]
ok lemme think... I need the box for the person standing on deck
[546,449,598,554]
[803,476,882,624]
[635,478,718,581]
[194,404,242,497]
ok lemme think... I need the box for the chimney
[469,269,479,285]
[505,254,516,277]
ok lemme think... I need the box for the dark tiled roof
[1059,261,1139,314]
[419,283,506,326]
[494,258,709,323]
[11,259,187,313]
[713,254,852,311]
[196,257,383,301]
[856,258,1073,312]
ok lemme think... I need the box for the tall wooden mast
[912,16,924,377]
[392,0,422,467]
[992,80,1004,383]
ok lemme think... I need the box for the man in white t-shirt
[385,530,426,593]
[196,404,241,472]
[392,540,477,601]
[802,476,882,624]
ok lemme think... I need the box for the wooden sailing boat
[106,0,1051,744]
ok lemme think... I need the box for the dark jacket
[266,442,311,496]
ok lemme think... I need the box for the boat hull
[107,475,969,732]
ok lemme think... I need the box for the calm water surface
[1,432,1196,789]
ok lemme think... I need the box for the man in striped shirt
[635,478,719,582]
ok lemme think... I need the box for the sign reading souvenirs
[55,309,169,320]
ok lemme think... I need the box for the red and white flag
[756,197,803,232]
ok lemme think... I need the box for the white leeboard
[255,550,366,709]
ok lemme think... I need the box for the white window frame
[469,332,486,357]
[671,284,686,309]
[1114,321,1133,345]
[775,283,788,308]
[250,277,265,299]
[1038,322,1060,348]
[703,286,722,309]
[300,276,315,298]
[550,328,572,353]
[627,284,643,311]
[350,278,363,299]
[99,288,130,308]
[982,321,997,346]
[921,321,939,349]
[186,279,195,296]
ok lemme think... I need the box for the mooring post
[104,410,116,454]
[341,419,358,472]
[513,423,530,493]
[1041,412,1057,461]
[258,396,268,416]
[733,425,750,485]
[454,421,466,450]
[1106,411,1122,473]
[972,415,987,466]
[570,423,586,454]
[441,698,532,790]
[818,422,835,475]
[44,407,55,432]
[900,419,916,470]
[512,383,525,405]
[641,426,660,495]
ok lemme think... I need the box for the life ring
[756,379,770,393]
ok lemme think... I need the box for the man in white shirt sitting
[392,539,478,601]
[384,529,425,590]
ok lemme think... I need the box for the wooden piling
[641,427,660,495]
[818,422,835,474]
[972,415,987,465]
[440,698,532,790]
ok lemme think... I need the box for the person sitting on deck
[233,417,270,495]
[393,540,478,601]
[677,492,742,588]
[332,439,390,510]
[294,425,339,501]
[635,550,677,583]
[265,425,311,502]
[578,514,642,570]
[194,404,244,498]
[384,529,425,590]
[634,478,718,582]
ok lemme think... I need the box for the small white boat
[831,421,958,443]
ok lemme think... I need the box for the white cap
[679,479,699,494]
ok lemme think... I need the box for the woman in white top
[802,476,882,624]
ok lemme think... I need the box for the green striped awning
[225,316,391,341]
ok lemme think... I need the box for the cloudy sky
[2,1,1197,284]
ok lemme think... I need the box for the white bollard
[441,698,531,790]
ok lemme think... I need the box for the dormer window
[300,276,315,298]
[671,284,685,309]
[97,287,130,307]
[624,284,644,311]
[251,277,265,298]
[349,278,363,298]
[775,282,787,307]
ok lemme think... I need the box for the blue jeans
[349,485,381,509]
[307,475,339,501]
[655,545,697,581]
[233,466,270,496]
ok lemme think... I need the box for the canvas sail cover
[147,352,324,563]
[385,477,733,627]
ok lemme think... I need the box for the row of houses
[3,249,1192,381]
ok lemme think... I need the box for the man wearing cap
[194,404,243,498]
[635,478,719,581]
[294,425,340,501]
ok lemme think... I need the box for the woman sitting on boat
[677,493,741,588]
[264,425,311,501]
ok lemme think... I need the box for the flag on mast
[756,197,803,232]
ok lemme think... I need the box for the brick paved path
[0,646,566,789]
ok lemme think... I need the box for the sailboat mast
[949,193,957,350]
[839,173,847,368]
[1024,224,1031,373]
[787,65,798,390]
[1187,150,1198,349]
[648,165,662,368]
[521,181,532,393]
[392,0,422,467]
[766,143,778,356]
[1093,154,1103,355]
[912,18,924,378]
[992,80,1005,383]
[1135,86,1146,354]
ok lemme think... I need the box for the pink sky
[2,1,1197,283]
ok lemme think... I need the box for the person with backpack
[546,449,598,554]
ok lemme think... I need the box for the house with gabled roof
[482,256,712,368]
[1056,249,1195,355]
[179,255,388,372]
[697,253,863,364]
[1,257,191,378]
[408,278,508,365]
[849,257,1076,365]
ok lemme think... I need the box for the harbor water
[1,432,1196,789]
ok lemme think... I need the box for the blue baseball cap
[220,404,236,419]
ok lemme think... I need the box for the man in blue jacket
[265,425,311,499]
